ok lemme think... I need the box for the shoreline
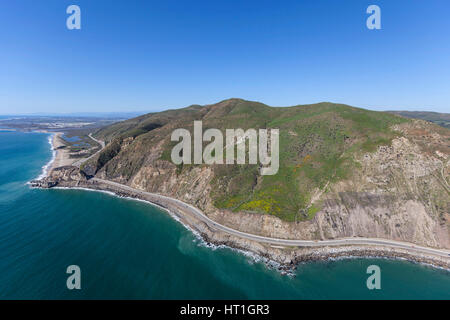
[35,131,84,181]
[41,177,450,272]
[36,133,57,180]
[35,132,68,181]
[48,132,77,170]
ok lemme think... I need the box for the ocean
[0,131,449,299]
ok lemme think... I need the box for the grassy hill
[90,99,410,221]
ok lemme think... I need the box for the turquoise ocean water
[0,131,449,299]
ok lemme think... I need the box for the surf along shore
[32,133,450,272]
[49,133,75,170]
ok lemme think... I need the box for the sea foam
[36,134,56,180]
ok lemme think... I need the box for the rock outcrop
[31,166,87,188]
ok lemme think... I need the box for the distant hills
[387,111,450,128]
[0,112,150,132]
[0,111,148,119]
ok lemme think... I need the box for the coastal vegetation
[89,99,410,222]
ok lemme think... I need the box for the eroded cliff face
[82,118,450,249]
[49,166,88,182]
[314,124,449,248]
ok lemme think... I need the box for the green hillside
[91,99,409,222]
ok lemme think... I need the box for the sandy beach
[49,132,76,170]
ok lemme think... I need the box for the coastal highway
[88,133,105,149]
[91,178,450,259]
[73,134,106,167]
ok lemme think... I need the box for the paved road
[92,178,450,259]
[73,133,106,167]
[88,133,105,149]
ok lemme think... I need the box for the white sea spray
[37,134,56,180]
[25,132,56,184]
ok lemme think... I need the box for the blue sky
[0,0,449,114]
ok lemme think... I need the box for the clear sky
[0,0,449,114]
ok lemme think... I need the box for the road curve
[73,133,106,167]
[91,178,450,259]
[88,133,105,149]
